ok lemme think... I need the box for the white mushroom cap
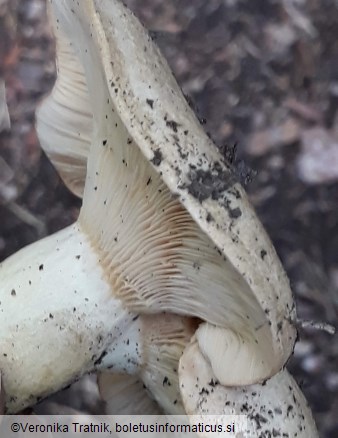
[179,339,318,437]
[46,0,296,384]
[0,1,316,433]
[195,323,274,386]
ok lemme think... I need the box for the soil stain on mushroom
[180,161,237,203]
[150,149,163,166]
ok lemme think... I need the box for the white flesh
[0,225,142,412]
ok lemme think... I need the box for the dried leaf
[297,127,338,184]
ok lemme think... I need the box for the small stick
[7,202,46,237]
[291,318,336,335]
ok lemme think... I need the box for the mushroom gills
[98,374,162,415]
[47,0,295,390]
[99,313,197,415]
[36,6,92,197]
[1,0,315,431]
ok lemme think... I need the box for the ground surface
[0,0,337,436]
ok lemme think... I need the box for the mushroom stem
[0,224,143,412]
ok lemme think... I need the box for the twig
[7,202,46,237]
[291,318,336,335]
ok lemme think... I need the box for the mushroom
[0,0,318,435]
[179,338,318,436]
